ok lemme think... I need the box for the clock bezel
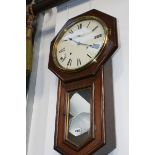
[52,16,109,72]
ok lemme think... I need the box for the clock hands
[77,42,92,47]
[68,38,88,46]
[68,38,90,46]
[80,43,100,50]
[68,38,80,45]
[68,38,100,49]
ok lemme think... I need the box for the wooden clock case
[48,9,118,155]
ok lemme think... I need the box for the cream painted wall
[27,0,128,155]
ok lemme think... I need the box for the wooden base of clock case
[54,59,116,155]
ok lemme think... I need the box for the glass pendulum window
[65,87,93,148]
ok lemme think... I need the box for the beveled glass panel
[66,88,92,148]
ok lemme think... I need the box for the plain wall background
[27,0,129,155]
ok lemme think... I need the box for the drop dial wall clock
[48,9,118,155]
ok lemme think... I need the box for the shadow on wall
[57,0,90,12]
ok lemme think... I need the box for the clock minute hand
[68,38,84,45]
[72,40,92,47]
[68,38,99,49]
[75,41,93,48]
[77,42,93,49]
[78,42,91,46]
[68,38,90,46]
[68,38,79,44]
[79,42,100,49]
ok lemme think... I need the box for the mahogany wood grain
[54,66,106,155]
[48,10,118,155]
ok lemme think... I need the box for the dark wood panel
[94,59,116,155]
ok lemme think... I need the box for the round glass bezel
[52,15,109,72]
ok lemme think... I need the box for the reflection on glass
[66,88,92,148]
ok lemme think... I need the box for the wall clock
[48,9,118,155]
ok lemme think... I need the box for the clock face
[53,16,108,71]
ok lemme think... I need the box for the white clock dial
[54,17,108,70]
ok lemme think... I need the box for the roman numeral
[60,55,66,62]
[77,23,82,29]
[77,58,81,66]
[92,25,98,32]
[87,22,91,28]
[58,48,65,53]
[87,54,92,58]
[67,59,72,66]
[69,30,73,34]
[94,34,102,39]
